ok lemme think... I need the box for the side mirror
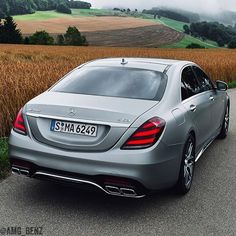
[216,80,228,91]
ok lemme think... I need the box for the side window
[181,66,201,100]
[181,81,189,100]
[193,66,213,91]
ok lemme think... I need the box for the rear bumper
[9,130,183,197]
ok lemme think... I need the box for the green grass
[162,35,219,49]
[0,138,9,180]
[71,8,123,17]
[14,10,71,21]
[228,81,236,88]
[13,9,127,21]
[156,17,189,32]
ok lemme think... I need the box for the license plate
[50,120,97,137]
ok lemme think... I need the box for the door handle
[190,105,197,112]
[209,95,215,101]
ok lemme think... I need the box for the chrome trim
[105,185,121,195]
[12,167,21,175]
[19,169,30,176]
[120,188,137,196]
[11,167,30,176]
[195,138,215,162]
[33,171,145,198]
[26,112,130,128]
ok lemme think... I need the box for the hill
[11,8,219,48]
[14,11,159,33]
[154,17,218,48]
[13,9,184,47]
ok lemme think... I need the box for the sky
[88,0,236,13]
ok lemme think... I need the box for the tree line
[0,16,88,46]
[0,0,91,18]
[142,9,194,23]
[183,21,236,48]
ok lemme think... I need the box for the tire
[218,104,229,139]
[176,134,195,195]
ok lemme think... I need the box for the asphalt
[0,90,236,236]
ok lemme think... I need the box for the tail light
[13,108,27,135]
[122,117,165,149]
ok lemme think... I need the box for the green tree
[24,36,30,44]
[0,0,91,16]
[64,26,88,46]
[56,3,72,14]
[228,38,236,48]
[183,25,190,34]
[186,43,205,49]
[0,16,22,44]
[29,30,54,45]
[216,37,225,47]
[57,34,65,45]
[0,0,9,19]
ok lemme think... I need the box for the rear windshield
[51,67,167,101]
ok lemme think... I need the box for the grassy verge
[0,138,9,180]
[228,81,236,88]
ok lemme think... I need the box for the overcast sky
[88,0,236,13]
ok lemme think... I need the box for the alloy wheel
[224,106,229,133]
[183,140,195,189]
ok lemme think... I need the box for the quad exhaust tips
[12,166,30,176]
[105,185,138,197]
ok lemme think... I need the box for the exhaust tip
[120,188,137,196]
[12,167,20,175]
[105,185,138,197]
[105,185,121,195]
[19,169,30,176]
[11,166,30,176]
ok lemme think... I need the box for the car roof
[83,58,192,73]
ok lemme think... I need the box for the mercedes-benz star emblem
[68,108,76,117]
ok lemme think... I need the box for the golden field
[0,44,236,136]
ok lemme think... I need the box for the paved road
[0,90,236,236]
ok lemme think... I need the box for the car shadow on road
[19,174,192,219]
[15,135,232,218]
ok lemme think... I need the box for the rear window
[51,67,167,101]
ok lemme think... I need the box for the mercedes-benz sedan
[9,58,230,198]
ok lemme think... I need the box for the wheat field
[0,44,236,136]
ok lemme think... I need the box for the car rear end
[9,58,183,198]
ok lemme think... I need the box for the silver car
[9,58,230,198]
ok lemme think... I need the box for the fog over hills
[89,0,236,25]
[89,0,236,12]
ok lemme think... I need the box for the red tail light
[13,108,27,135]
[122,117,165,149]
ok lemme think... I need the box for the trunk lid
[26,92,158,151]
